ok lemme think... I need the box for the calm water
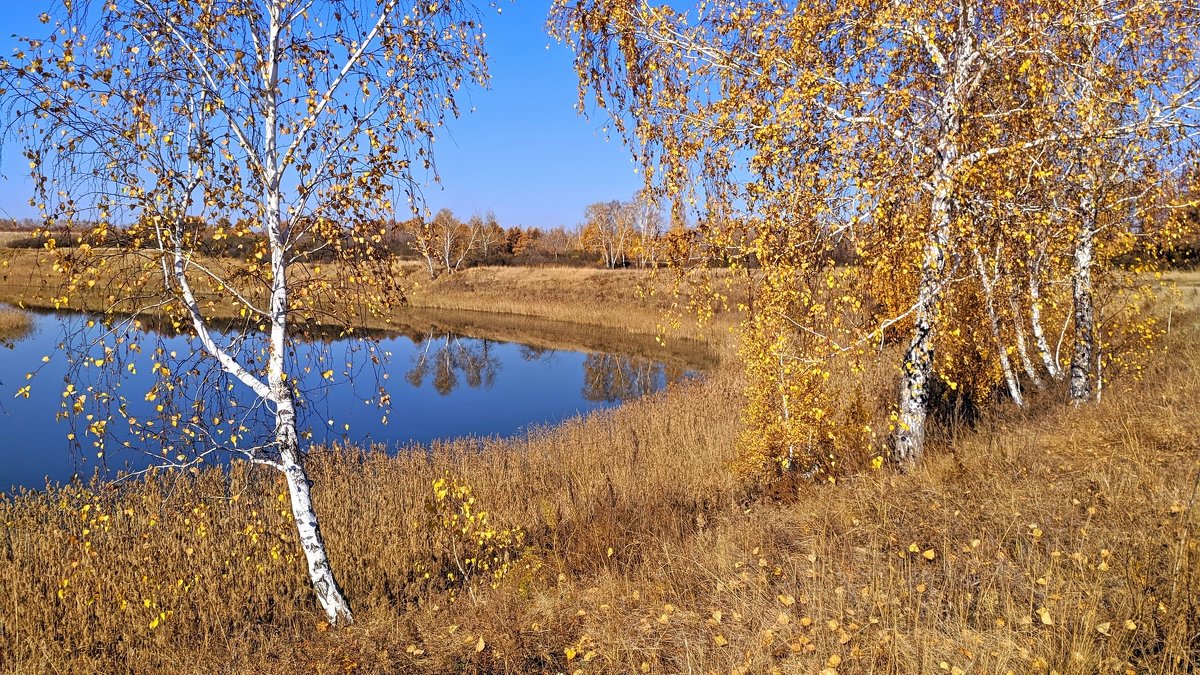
[0,309,689,492]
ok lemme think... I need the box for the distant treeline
[0,213,597,269]
[6,201,1196,273]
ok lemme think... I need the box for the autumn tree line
[0,195,698,274]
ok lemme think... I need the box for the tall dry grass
[1,260,1198,673]
[1,308,1198,672]
[0,306,32,343]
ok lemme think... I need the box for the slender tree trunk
[1008,291,1043,389]
[973,248,1024,406]
[1070,14,1102,405]
[1070,199,1097,403]
[275,398,353,624]
[263,6,352,625]
[1028,271,1061,380]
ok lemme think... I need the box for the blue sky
[0,1,644,230]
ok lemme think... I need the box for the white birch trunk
[1069,10,1101,405]
[1028,271,1062,380]
[276,399,353,624]
[1008,291,1043,389]
[892,7,984,467]
[893,180,951,465]
[262,5,352,625]
[1069,199,1097,403]
[973,248,1024,407]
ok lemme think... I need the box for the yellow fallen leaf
[713,634,728,646]
[565,647,577,661]
[922,549,936,560]
[475,636,485,652]
[1036,607,1053,625]
[1096,622,1111,635]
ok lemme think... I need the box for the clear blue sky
[0,1,644,230]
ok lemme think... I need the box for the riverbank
[0,248,735,363]
[0,264,1197,673]
[0,306,31,343]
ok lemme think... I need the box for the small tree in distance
[1,0,488,624]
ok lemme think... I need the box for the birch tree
[1,0,487,624]
[553,0,1199,472]
[580,199,633,268]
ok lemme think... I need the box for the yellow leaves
[474,636,485,652]
[149,610,172,629]
[15,385,31,399]
[1035,606,1053,625]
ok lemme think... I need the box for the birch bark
[1069,198,1097,403]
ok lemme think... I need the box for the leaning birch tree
[0,0,487,624]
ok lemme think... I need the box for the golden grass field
[0,252,1197,673]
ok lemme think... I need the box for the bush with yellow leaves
[421,474,526,602]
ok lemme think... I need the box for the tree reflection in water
[406,332,501,395]
[403,332,690,403]
[581,352,688,404]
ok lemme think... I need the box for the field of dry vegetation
[0,262,1198,673]
[0,306,32,343]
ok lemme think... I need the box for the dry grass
[0,306,32,343]
[0,249,733,364]
[402,264,739,342]
[0,232,32,247]
[0,258,1197,673]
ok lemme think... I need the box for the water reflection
[402,330,691,405]
[582,353,688,403]
[406,332,501,395]
[0,310,698,491]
